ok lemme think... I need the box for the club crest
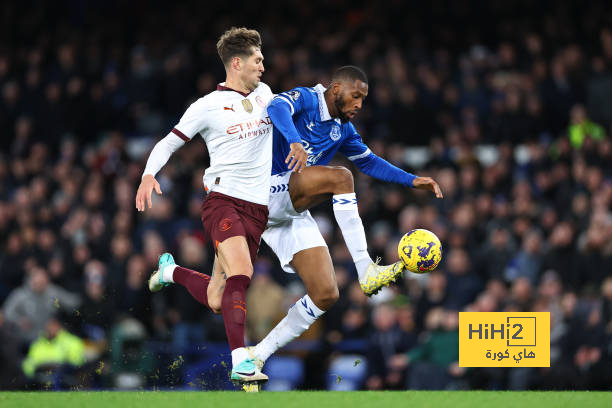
[287,90,300,101]
[330,124,341,141]
[242,99,253,113]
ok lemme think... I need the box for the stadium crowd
[0,0,611,390]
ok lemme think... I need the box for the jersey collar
[314,84,341,124]
[216,82,252,97]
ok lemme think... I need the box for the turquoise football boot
[148,253,175,292]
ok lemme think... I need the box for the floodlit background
[0,0,610,391]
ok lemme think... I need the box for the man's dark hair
[216,27,262,66]
[331,65,368,84]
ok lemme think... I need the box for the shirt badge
[242,99,253,113]
[330,124,341,141]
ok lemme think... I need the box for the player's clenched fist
[135,174,162,211]
[285,142,308,173]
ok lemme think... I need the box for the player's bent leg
[289,166,405,296]
[207,257,225,314]
[149,253,218,308]
[252,246,334,365]
[288,165,354,212]
[292,246,339,310]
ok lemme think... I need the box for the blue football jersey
[269,84,371,175]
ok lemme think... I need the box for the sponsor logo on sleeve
[287,90,300,101]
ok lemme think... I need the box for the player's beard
[334,94,351,123]
[245,78,259,92]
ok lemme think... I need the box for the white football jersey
[172,82,274,205]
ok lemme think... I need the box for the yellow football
[398,229,442,274]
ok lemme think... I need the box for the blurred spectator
[246,261,285,343]
[2,267,80,344]
[365,302,417,390]
[0,310,25,389]
[568,104,606,149]
[414,271,447,330]
[116,255,152,331]
[444,248,482,309]
[166,236,210,348]
[505,229,544,285]
[78,260,114,341]
[22,317,85,379]
[389,309,463,390]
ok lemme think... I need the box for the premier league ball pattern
[398,229,442,274]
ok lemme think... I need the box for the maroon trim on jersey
[216,84,251,97]
[172,128,190,142]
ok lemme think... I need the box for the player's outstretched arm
[343,133,443,198]
[413,176,443,198]
[136,174,162,211]
[135,131,186,211]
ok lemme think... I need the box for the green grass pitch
[1,391,611,408]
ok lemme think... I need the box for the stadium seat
[263,356,305,391]
[326,354,368,391]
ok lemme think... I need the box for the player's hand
[136,174,162,211]
[285,142,308,173]
[413,176,443,198]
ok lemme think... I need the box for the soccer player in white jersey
[135,27,307,387]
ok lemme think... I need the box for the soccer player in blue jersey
[241,66,443,368]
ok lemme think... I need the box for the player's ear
[331,81,342,96]
[231,56,242,71]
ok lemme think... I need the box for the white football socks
[231,347,250,367]
[332,192,372,280]
[161,264,177,283]
[253,294,324,362]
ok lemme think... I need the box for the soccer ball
[398,229,442,274]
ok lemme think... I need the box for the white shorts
[261,171,327,273]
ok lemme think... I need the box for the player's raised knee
[312,284,339,311]
[330,166,354,193]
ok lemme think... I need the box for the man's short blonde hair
[216,27,262,66]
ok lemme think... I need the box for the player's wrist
[408,174,417,188]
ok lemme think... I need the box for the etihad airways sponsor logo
[226,116,272,135]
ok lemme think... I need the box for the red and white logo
[219,218,232,232]
[255,96,266,108]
